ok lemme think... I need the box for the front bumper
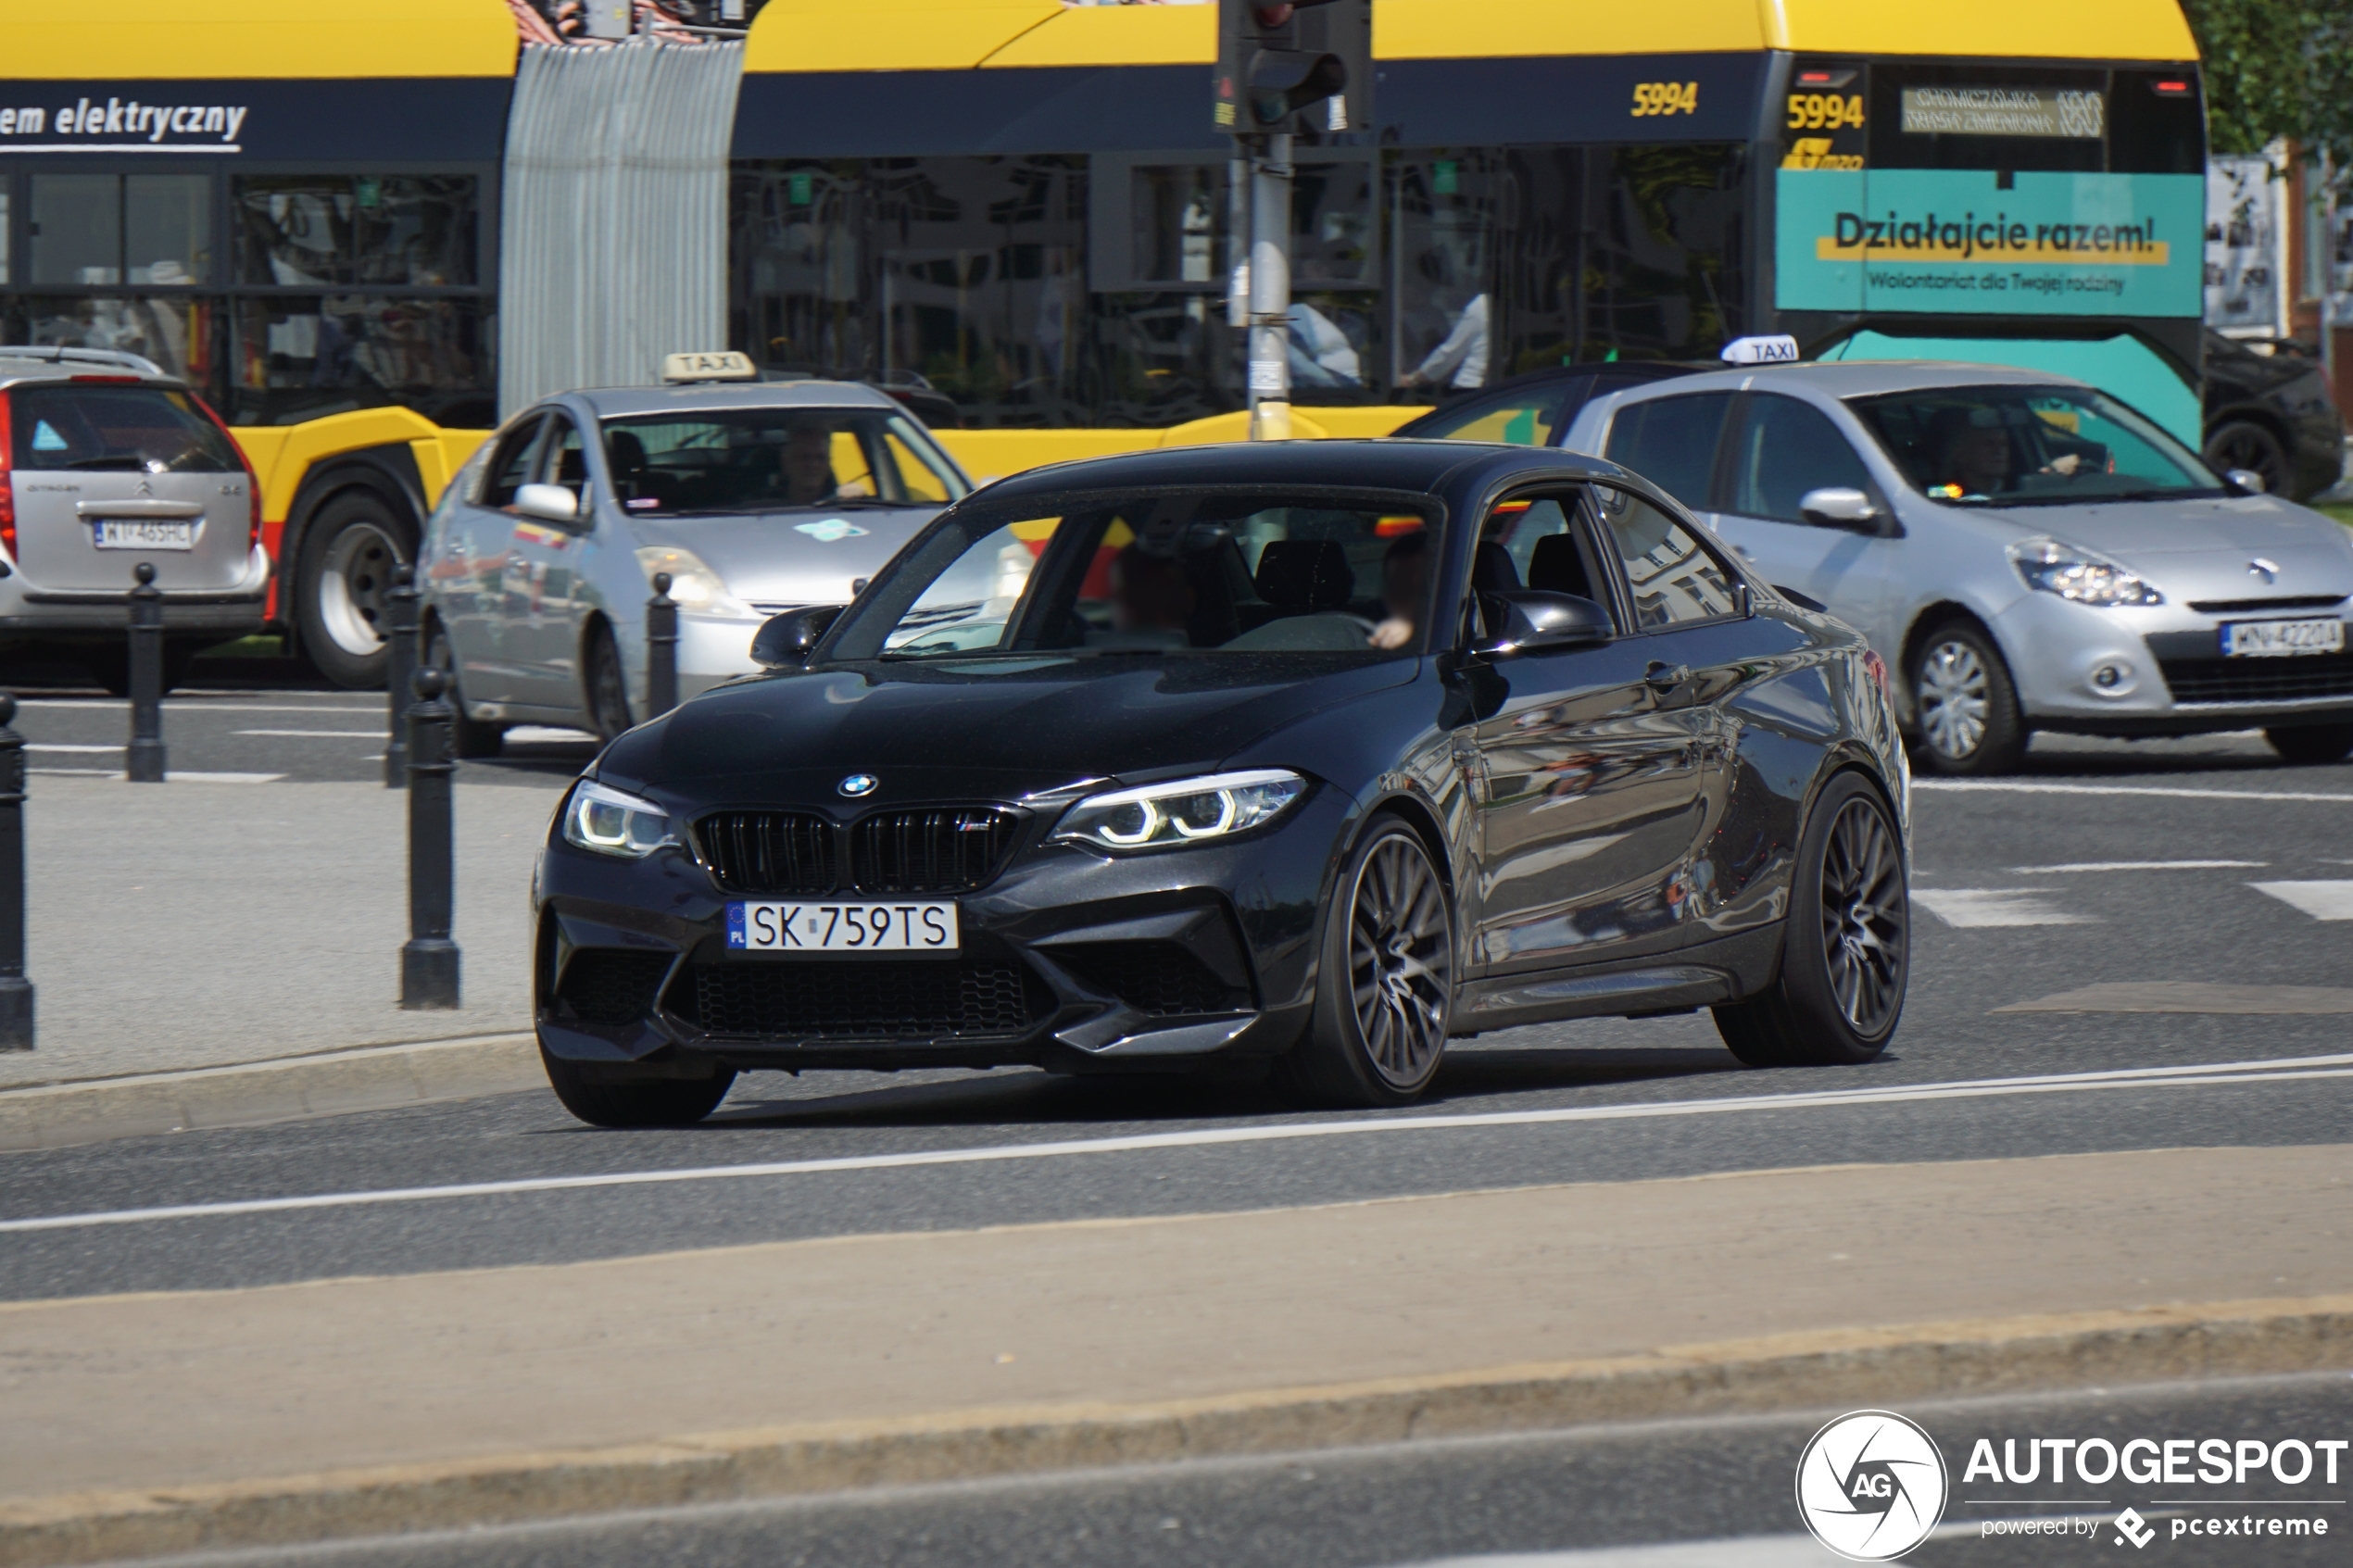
[2002,593,2353,734]
[533,785,1345,1075]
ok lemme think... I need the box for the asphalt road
[97,1375,2353,1568]
[4,674,2350,1562]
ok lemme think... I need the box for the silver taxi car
[0,345,268,692]
[418,375,970,754]
[1560,361,2353,773]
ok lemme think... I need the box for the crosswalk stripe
[1911,889,2095,927]
[2249,881,2353,922]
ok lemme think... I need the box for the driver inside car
[1369,528,1429,650]
[1931,408,2081,497]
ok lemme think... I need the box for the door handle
[1644,661,1691,691]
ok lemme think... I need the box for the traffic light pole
[1247,132,1293,442]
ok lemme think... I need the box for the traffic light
[1214,0,1371,135]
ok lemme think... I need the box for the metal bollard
[0,694,31,1050]
[400,666,461,1010]
[126,561,166,784]
[646,571,679,719]
[384,563,420,789]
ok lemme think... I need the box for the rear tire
[422,621,507,759]
[584,621,633,741]
[2266,723,2353,765]
[1908,621,2027,776]
[1273,815,1454,1108]
[296,492,414,690]
[540,1046,736,1128]
[1712,771,1908,1068]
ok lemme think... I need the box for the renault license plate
[727,900,959,953]
[2221,618,2345,658]
[94,520,195,551]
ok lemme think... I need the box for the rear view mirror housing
[1798,486,1885,533]
[2222,467,2267,495]
[751,605,845,669]
[1470,590,1614,657]
[512,483,578,525]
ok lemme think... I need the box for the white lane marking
[1916,780,2353,804]
[30,768,283,783]
[1911,889,2095,927]
[234,729,392,739]
[4,1053,2349,1236]
[506,725,597,743]
[2006,859,2267,874]
[1391,1540,1833,1567]
[2250,881,2353,921]
[25,744,119,753]
[9,700,385,713]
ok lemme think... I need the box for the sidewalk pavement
[4,1144,2348,1556]
[3,777,561,1089]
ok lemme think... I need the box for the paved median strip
[6,1053,2350,1234]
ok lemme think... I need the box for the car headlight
[1052,769,1307,851]
[560,779,676,858]
[636,546,756,618]
[2007,538,2164,607]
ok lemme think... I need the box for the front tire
[1274,815,1454,1108]
[296,492,413,690]
[422,621,507,759]
[1713,771,1908,1068]
[1909,621,2027,775]
[2267,723,2353,765]
[541,1046,736,1128]
[584,621,634,742]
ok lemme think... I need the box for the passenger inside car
[779,423,843,506]
[1370,529,1429,649]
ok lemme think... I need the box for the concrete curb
[0,1035,543,1151]
[4,1293,2347,1565]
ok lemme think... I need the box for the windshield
[1848,383,2221,506]
[825,488,1441,662]
[8,383,242,473]
[598,408,968,517]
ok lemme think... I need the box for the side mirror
[751,605,845,669]
[1798,486,1882,533]
[1471,590,1613,658]
[2222,468,2268,495]
[513,483,578,525]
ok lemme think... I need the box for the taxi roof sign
[662,350,759,383]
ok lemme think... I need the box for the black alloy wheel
[2266,722,2353,765]
[1908,620,2027,775]
[1713,771,1908,1068]
[539,1046,736,1129]
[1276,815,1454,1107]
[2203,420,2291,497]
[585,622,634,742]
[296,492,414,690]
[421,621,507,759]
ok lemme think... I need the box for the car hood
[598,653,1418,804]
[1943,494,2353,599]
[630,506,940,608]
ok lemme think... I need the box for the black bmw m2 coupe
[534,440,1911,1125]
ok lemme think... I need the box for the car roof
[970,438,1632,503]
[1605,359,2097,401]
[554,379,903,419]
[0,345,178,391]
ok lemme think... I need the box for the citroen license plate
[94,520,195,551]
[726,900,959,953]
[2221,618,2345,658]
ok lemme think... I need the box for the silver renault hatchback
[418,377,969,755]
[1562,361,2353,773]
[0,346,267,691]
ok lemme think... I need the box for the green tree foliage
[2179,0,2353,165]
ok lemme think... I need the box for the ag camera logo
[1795,1410,1949,1561]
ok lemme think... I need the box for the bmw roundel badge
[837,773,879,797]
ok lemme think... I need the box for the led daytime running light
[560,779,675,858]
[1055,770,1306,852]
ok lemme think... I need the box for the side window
[1594,484,1741,630]
[478,416,544,509]
[1726,395,1874,523]
[538,416,586,502]
[1411,388,1567,446]
[1602,392,1733,511]
[884,430,952,502]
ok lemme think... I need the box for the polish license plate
[2221,618,2346,658]
[94,520,195,551]
[726,900,959,954]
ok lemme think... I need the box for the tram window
[19,296,213,387]
[1131,164,1219,287]
[235,175,480,287]
[228,296,493,427]
[29,175,209,287]
[237,178,355,285]
[1291,156,1375,290]
[357,176,480,287]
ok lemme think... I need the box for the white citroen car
[1558,361,2353,773]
